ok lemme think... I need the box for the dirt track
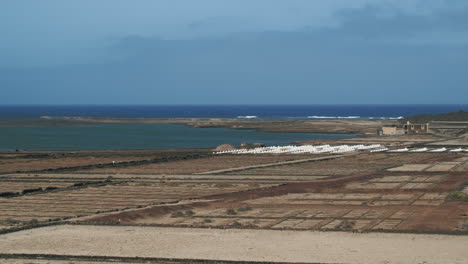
[0,225,467,264]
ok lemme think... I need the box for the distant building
[378,126,405,136]
[378,121,429,136]
[403,121,429,134]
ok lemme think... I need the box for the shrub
[448,191,468,201]
[171,212,185,218]
[184,210,194,216]
[230,220,242,227]
[0,192,18,197]
[237,206,252,212]
[203,219,212,223]
[4,218,20,225]
[22,188,43,194]
[337,220,355,230]
[226,209,237,215]
[459,222,468,231]
[28,219,39,225]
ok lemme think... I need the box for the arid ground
[1,121,467,263]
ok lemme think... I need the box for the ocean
[0,105,466,151]
[1,104,467,119]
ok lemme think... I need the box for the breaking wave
[237,115,258,119]
[307,116,360,119]
[307,116,404,120]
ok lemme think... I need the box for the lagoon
[0,123,356,151]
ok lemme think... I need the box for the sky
[1,0,467,104]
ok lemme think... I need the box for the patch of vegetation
[230,220,242,227]
[448,191,468,202]
[28,219,39,225]
[0,192,18,197]
[226,209,237,215]
[459,222,468,231]
[184,210,194,216]
[72,182,86,187]
[336,220,355,230]
[203,218,212,223]
[237,206,252,212]
[171,211,185,218]
[3,218,20,225]
[22,188,43,194]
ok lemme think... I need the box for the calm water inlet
[0,124,357,151]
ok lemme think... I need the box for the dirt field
[1,147,467,263]
[224,152,450,176]
[81,154,320,174]
[0,155,160,174]
[1,225,467,264]
[0,149,211,174]
[388,158,468,172]
[85,152,468,234]
[0,179,277,228]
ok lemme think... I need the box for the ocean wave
[237,115,258,119]
[307,116,361,119]
[308,116,404,120]
[369,116,404,120]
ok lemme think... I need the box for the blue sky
[1,0,467,104]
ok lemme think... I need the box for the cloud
[2,25,467,104]
[0,0,467,68]
[333,2,468,40]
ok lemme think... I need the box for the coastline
[0,116,397,135]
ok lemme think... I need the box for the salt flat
[1,225,467,264]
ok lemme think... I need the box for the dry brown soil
[0,225,467,264]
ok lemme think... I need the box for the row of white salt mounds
[214,145,468,155]
[385,147,468,153]
[214,144,384,155]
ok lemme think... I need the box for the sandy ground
[1,225,467,264]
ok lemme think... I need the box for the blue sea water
[0,105,466,150]
[0,104,467,119]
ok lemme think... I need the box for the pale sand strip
[1,225,467,264]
